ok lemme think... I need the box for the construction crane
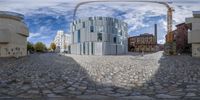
[73,0,175,55]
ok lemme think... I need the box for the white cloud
[1,0,200,45]
[28,33,41,39]
[28,32,50,40]
[28,26,53,39]
[158,39,165,44]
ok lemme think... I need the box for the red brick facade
[173,23,191,53]
[128,33,157,52]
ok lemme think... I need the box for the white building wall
[94,42,102,55]
[85,42,89,55]
[186,12,200,57]
[70,44,77,54]
[54,30,71,53]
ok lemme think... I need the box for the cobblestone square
[0,51,200,100]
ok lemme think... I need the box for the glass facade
[77,30,80,43]
[113,37,117,43]
[82,22,85,28]
[90,26,94,32]
[83,42,85,54]
[97,33,102,41]
[99,17,102,20]
[91,42,94,55]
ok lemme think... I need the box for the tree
[34,42,46,52]
[27,42,34,52]
[50,42,56,51]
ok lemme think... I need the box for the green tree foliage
[50,42,56,51]
[27,42,34,52]
[34,42,47,52]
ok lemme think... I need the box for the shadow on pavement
[0,52,200,100]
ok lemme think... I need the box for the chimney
[154,24,157,44]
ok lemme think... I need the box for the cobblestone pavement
[0,51,200,100]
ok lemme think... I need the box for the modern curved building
[0,11,29,57]
[70,17,128,55]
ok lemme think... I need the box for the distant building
[173,23,191,53]
[54,30,71,53]
[70,17,128,55]
[186,11,200,57]
[158,44,164,51]
[0,11,29,57]
[128,33,157,52]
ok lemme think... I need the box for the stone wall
[0,12,29,57]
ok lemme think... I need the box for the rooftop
[193,11,200,18]
[73,16,128,25]
[176,23,186,27]
[130,33,154,38]
[0,11,24,21]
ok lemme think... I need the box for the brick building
[173,23,191,53]
[128,33,157,52]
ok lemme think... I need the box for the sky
[0,0,200,47]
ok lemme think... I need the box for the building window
[89,17,92,20]
[97,33,102,41]
[99,17,102,20]
[83,42,85,54]
[82,22,85,28]
[113,37,117,43]
[91,42,94,55]
[90,26,94,32]
[77,30,81,43]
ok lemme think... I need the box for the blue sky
[0,0,200,47]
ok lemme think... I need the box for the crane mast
[73,0,175,55]
[167,7,173,34]
[165,7,176,55]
